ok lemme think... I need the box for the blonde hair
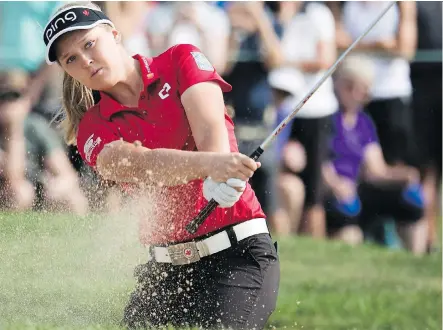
[337,55,375,88]
[60,74,95,145]
[51,1,107,145]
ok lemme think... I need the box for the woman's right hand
[206,152,261,183]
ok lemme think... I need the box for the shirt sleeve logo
[190,52,214,72]
[84,134,102,163]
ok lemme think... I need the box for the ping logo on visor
[44,11,78,43]
[43,6,114,65]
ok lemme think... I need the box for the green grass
[0,212,441,330]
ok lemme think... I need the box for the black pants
[123,233,280,330]
[325,182,424,232]
[287,115,333,207]
[365,97,416,166]
[410,65,442,178]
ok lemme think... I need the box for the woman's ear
[112,29,122,43]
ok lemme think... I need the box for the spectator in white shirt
[269,1,338,238]
[144,2,231,75]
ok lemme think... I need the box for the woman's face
[335,75,371,112]
[56,26,124,91]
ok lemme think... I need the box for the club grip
[249,147,264,161]
[185,199,218,234]
[185,147,264,234]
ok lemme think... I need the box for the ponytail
[58,72,94,145]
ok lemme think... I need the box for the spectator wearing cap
[322,55,427,254]
[221,1,290,220]
[267,68,306,236]
[268,1,338,238]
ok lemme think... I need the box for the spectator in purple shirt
[322,55,428,255]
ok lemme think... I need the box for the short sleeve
[76,112,120,168]
[171,44,232,95]
[307,3,335,42]
[361,113,379,147]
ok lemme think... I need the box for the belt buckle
[167,242,201,266]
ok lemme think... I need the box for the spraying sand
[0,185,163,328]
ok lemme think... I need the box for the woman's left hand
[203,177,247,208]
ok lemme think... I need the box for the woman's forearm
[97,143,213,186]
[287,59,330,73]
[353,38,414,59]
[371,166,416,185]
[256,14,284,70]
[322,163,342,189]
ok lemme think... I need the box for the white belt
[148,218,269,266]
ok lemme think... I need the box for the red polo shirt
[76,44,265,245]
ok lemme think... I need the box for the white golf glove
[203,177,247,208]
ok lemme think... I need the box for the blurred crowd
[0,1,441,255]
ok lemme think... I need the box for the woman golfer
[43,3,279,329]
